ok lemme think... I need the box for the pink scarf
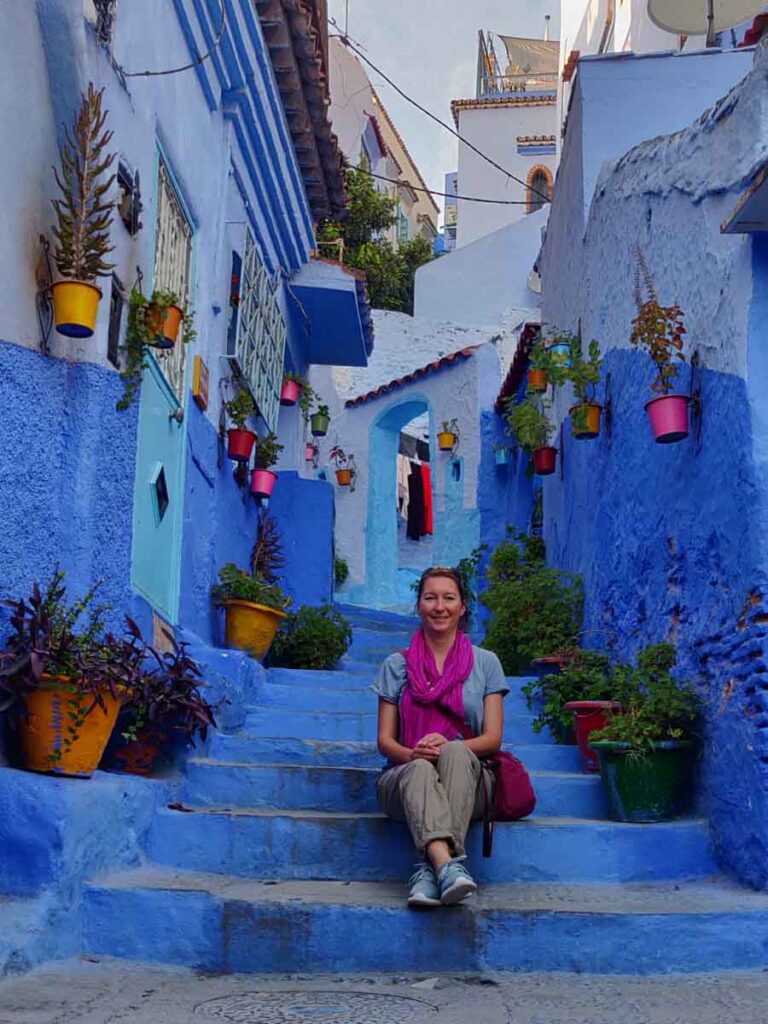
[399,629,474,749]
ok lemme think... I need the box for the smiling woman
[372,566,508,908]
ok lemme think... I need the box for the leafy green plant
[529,337,569,387]
[313,403,330,420]
[283,374,317,420]
[253,432,283,470]
[568,338,602,403]
[440,419,458,435]
[225,389,257,431]
[481,529,583,675]
[504,397,554,454]
[630,246,686,395]
[211,563,290,611]
[270,605,352,670]
[117,288,195,410]
[334,556,349,587]
[51,82,116,282]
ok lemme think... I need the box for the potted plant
[225,389,258,462]
[492,442,513,466]
[212,563,290,660]
[328,445,353,486]
[50,83,116,338]
[334,555,349,588]
[280,372,316,412]
[437,418,459,452]
[250,431,284,498]
[567,337,603,439]
[546,329,575,368]
[589,642,701,821]
[305,442,318,462]
[310,402,331,437]
[270,605,352,670]
[0,569,125,778]
[630,247,688,443]
[560,653,637,773]
[144,289,195,350]
[100,621,216,777]
[504,396,556,475]
[117,288,196,409]
[526,339,550,393]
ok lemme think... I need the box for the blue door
[131,354,185,623]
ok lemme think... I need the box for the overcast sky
[326,1,561,226]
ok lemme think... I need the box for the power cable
[114,1,226,78]
[329,22,552,205]
[362,168,531,205]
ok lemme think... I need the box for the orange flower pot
[569,402,602,440]
[147,302,183,349]
[527,369,547,393]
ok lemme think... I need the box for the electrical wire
[362,168,532,205]
[114,1,226,78]
[329,21,552,206]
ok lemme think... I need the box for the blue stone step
[83,870,768,974]
[182,761,606,818]
[146,807,717,884]
[241,708,548,744]
[335,604,420,632]
[204,734,582,772]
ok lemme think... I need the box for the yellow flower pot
[223,599,287,660]
[51,280,102,339]
[437,431,456,451]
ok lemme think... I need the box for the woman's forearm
[463,733,502,758]
[378,736,414,764]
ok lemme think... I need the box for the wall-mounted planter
[437,431,456,452]
[645,394,689,444]
[589,739,696,822]
[532,445,557,475]
[227,428,256,462]
[146,302,182,350]
[335,468,352,486]
[547,341,570,366]
[564,700,622,774]
[569,402,602,440]
[51,280,102,338]
[311,412,330,437]
[305,442,317,462]
[280,379,301,406]
[527,369,547,393]
[222,598,287,660]
[251,468,277,498]
[494,448,512,466]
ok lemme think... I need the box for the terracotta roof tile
[451,95,556,128]
[345,346,479,408]
[495,322,540,411]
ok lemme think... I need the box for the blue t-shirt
[371,646,508,737]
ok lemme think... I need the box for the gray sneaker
[407,863,441,908]
[437,856,477,905]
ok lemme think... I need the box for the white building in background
[450,30,558,249]
[328,35,439,245]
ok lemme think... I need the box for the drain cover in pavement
[195,990,435,1024]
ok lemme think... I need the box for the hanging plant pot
[437,431,456,452]
[280,379,301,406]
[311,412,330,437]
[146,302,183,350]
[18,678,122,778]
[51,280,102,339]
[305,442,316,462]
[336,468,352,486]
[532,445,557,475]
[547,341,571,366]
[527,369,547,393]
[494,448,512,465]
[564,700,622,774]
[645,394,689,444]
[227,428,256,462]
[569,402,602,440]
[251,468,277,498]
[589,740,696,822]
[222,599,287,660]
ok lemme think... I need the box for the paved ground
[2,958,768,1024]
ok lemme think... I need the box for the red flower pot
[227,428,256,462]
[645,394,689,444]
[532,445,557,475]
[564,700,622,774]
[280,379,301,406]
[251,468,277,498]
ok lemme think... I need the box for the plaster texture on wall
[539,41,768,886]
[415,210,546,331]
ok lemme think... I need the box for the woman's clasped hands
[410,732,449,761]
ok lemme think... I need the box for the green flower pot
[589,739,696,822]
[310,412,330,437]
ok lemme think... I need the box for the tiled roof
[494,322,540,411]
[345,346,479,408]
[452,95,556,128]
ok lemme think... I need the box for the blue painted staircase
[82,605,768,974]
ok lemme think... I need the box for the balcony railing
[478,71,558,98]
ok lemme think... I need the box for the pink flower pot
[645,394,689,444]
[250,468,277,498]
[280,379,301,406]
[304,443,316,462]
[227,428,256,462]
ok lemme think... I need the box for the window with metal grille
[228,228,286,433]
[153,159,193,400]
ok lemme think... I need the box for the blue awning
[289,258,374,367]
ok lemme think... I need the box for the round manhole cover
[195,990,435,1024]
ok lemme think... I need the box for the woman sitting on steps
[372,566,508,907]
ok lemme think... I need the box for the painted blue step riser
[147,811,717,884]
[334,604,420,632]
[182,763,607,819]
[242,709,549,744]
[205,734,583,772]
[83,888,768,974]
[256,683,532,715]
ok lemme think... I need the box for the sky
[326,0,561,225]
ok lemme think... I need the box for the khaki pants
[376,740,492,857]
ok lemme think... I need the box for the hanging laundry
[407,460,425,540]
[397,453,410,520]
[420,463,433,535]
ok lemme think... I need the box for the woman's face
[417,575,466,638]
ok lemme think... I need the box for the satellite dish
[647,0,765,43]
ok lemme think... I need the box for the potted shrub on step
[630,247,689,444]
[589,642,701,821]
[310,401,331,437]
[504,396,557,475]
[50,83,116,338]
[212,563,290,660]
[567,337,604,440]
[270,605,352,670]
[250,432,284,498]
[225,389,258,462]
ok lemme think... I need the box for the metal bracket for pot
[689,349,703,455]
[35,235,53,355]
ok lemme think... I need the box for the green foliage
[334,556,349,587]
[51,82,116,281]
[591,642,701,755]
[481,529,583,675]
[283,374,317,420]
[528,337,569,387]
[253,431,283,470]
[270,605,352,670]
[455,545,487,609]
[568,338,602,403]
[503,396,554,454]
[631,246,686,395]
[313,403,330,419]
[211,563,290,611]
[225,388,257,430]
[117,288,195,410]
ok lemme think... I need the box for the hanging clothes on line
[396,453,411,520]
[406,460,426,540]
[420,463,433,535]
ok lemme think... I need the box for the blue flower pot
[494,448,511,465]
